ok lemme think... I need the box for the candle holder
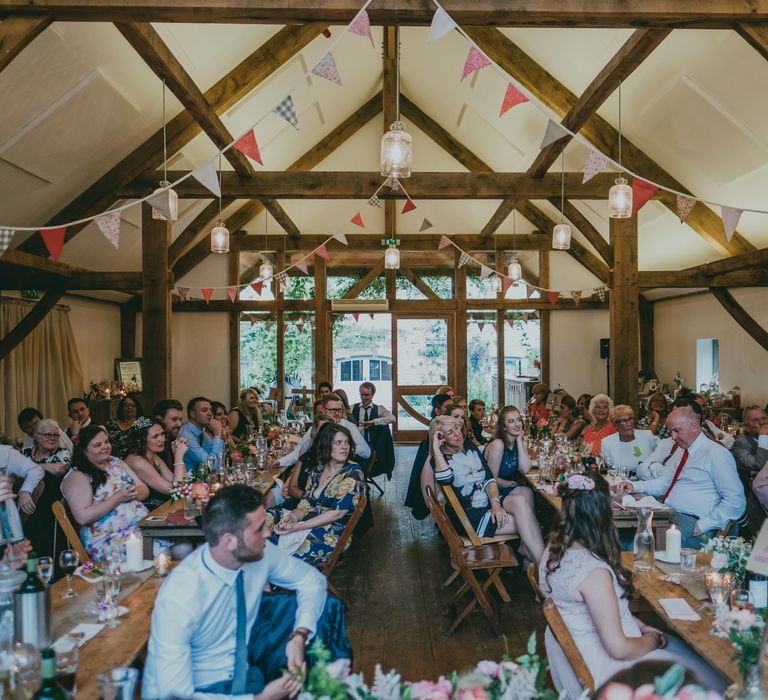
[153,553,170,577]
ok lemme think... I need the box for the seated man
[17,407,72,453]
[65,397,91,439]
[152,398,185,468]
[692,393,735,449]
[316,381,333,399]
[733,405,768,476]
[179,397,224,472]
[600,404,657,475]
[143,485,339,699]
[0,444,45,516]
[352,382,395,479]
[636,436,684,481]
[617,405,745,549]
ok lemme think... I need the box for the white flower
[711,552,728,570]
[371,664,402,700]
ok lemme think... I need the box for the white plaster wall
[65,295,121,392]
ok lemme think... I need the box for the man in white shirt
[0,445,45,516]
[636,437,684,481]
[143,485,328,700]
[352,382,395,479]
[617,405,745,549]
[600,404,657,475]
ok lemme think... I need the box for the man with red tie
[617,404,745,549]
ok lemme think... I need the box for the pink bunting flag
[177,286,190,302]
[582,150,608,184]
[461,46,492,82]
[95,211,121,249]
[333,231,348,245]
[401,199,416,214]
[191,159,221,197]
[350,212,365,228]
[437,235,451,250]
[502,278,513,295]
[348,9,374,46]
[721,206,743,242]
[525,284,535,299]
[571,290,582,306]
[548,291,560,306]
[234,130,263,166]
[427,7,457,42]
[227,286,238,303]
[201,288,214,304]
[419,218,433,232]
[311,52,342,85]
[295,258,309,275]
[264,320,274,331]
[315,244,328,259]
[352,313,360,322]
[41,226,66,261]
[480,264,493,280]
[676,194,696,224]
[632,178,658,214]
[251,282,263,296]
[499,83,528,117]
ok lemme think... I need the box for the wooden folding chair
[542,598,595,694]
[20,481,45,524]
[52,500,91,565]
[526,562,542,601]
[426,486,518,636]
[363,452,384,496]
[321,493,367,601]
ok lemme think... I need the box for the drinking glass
[55,636,79,694]
[706,571,735,609]
[679,548,698,571]
[58,550,79,599]
[35,557,53,587]
[97,667,139,700]
[4,643,40,700]
[730,588,754,612]
[105,572,122,628]
[0,466,25,546]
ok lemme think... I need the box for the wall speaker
[599,338,610,360]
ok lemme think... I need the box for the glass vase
[726,664,764,699]
[633,507,656,572]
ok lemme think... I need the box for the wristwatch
[288,628,309,646]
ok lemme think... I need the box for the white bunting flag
[333,231,348,245]
[272,95,299,130]
[295,258,309,275]
[95,211,121,249]
[540,120,569,149]
[191,159,221,198]
[427,7,457,42]
[311,52,342,85]
[582,149,608,184]
[721,206,743,242]
[147,188,173,220]
[0,229,13,256]
[480,264,493,280]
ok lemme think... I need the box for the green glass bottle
[32,648,70,700]
[18,554,44,594]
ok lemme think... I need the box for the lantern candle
[665,524,681,564]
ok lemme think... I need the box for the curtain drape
[0,299,84,437]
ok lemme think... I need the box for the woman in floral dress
[267,423,364,566]
[62,425,149,562]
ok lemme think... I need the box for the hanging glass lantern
[210,221,230,253]
[380,121,413,179]
[259,259,274,282]
[552,223,572,250]
[507,256,522,281]
[608,176,633,218]
[384,243,400,270]
[151,181,179,221]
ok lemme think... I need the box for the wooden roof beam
[710,288,768,352]
[480,199,517,242]
[0,16,51,72]
[639,269,768,287]
[259,198,300,241]
[0,291,65,361]
[682,245,768,277]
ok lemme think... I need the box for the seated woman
[124,417,189,511]
[577,393,593,423]
[267,424,365,565]
[227,387,265,442]
[483,406,544,563]
[20,418,70,558]
[581,394,616,456]
[638,392,671,439]
[552,395,587,442]
[61,425,149,562]
[105,393,144,459]
[211,401,237,451]
[448,405,475,450]
[539,472,727,699]
[527,382,550,425]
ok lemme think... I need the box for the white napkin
[659,598,701,621]
[622,494,666,510]
[276,530,310,555]
[537,484,555,494]
[53,623,104,651]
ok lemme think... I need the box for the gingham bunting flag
[437,235,451,250]
[191,159,221,198]
[480,264,492,280]
[227,286,238,303]
[419,218,433,232]
[582,149,608,184]
[632,178,658,214]
[348,8,374,46]
[458,251,471,267]
[676,194,696,224]
[0,229,13,256]
[571,290,583,306]
[367,194,382,208]
[311,52,342,85]
[333,231,348,245]
[593,286,607,302]
[177,286,190,302]
[295,258,309,275]
[41,226,66,261]
[234,129,263,165]
[461,46,491,81]
[350,212,365,228]
[272,95,299,130]
[540,120,569,149]
[427,7,457,42]
[95,211,121,249]
[201,288,214,304]
[274,271,287,286]
[722,206,743,242]
[499,83,528,117]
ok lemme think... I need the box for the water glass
[97,667,139,700]
[105,573,122,628]
[705,570,735,608]
[679,548,698,571]
[55,636,79,694]
[35,557,53,587]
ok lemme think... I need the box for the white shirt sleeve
[341,420,371,459]
[372,404,395,426]
[6,449,44,493]
[697,449,746,534]
[279,429,312,468]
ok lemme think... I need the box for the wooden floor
[333,445,547,681]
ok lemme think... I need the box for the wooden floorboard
[333,445,547,680]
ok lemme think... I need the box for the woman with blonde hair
[436,385,455,398]
[227,387,265,440]
[581,394,616,456]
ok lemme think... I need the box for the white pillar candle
[666,524,682,564]
[125,532,143,571]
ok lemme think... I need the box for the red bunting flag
[233,130,263,166]
[461,46,491,82]
[526,284,535,299]
[548,291,559,306]
[499,83,528,117]
[502,278,513,294]
[438,235,451,250]
[201,288,214,304]
[251,282,263,296]
[352,313,360,322]
[632,179,658,214]
[227,286,238,303]
[315,244,328,259]
[350,212,365,228]
[401,199,417,214]
[41,226,66,261]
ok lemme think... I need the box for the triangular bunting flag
[191,159,221,197]
[571,290,582,306]
[401,199,417,214]
[532,310,540,319]
[367,194,382,208]
[480,265,493,280]
[548,291,560,306]
[502,277,513,295]
[632,178,658,214]
[526,284,535,299]
[350,212,365,228]
[311,52,343,85]
[279,282,288,293]
[593,286,607,302]
[201,288,214,304]
[348,8,374,46]
[333,232,348,245]
[676,194,696,224]
[721,206,743,242]
[177,286,190,302]
[499,83,528,117]
[419,218,433,232]
[521,314,529,322]
[0,229,13,256]
[296,320,305,332]
[95,211,121,249]
[315,244,328,259]
[41,226,66,261]
[461,46,491,82]
[250,282,264,296]
[427,7,457,42]
[458,251,471,267]
[233,129,263,165]
[147,188,173,221]
[227,286,238,303]
[249,315,258,326]
[437,235,451,250]
[478,321,486,332]
[264,320,274,331]
[582,150,608,184]
[369,313,374,320]
[295,258,309,275]
[507,318,515,328]
[352,313,360,322]
[272,95,299,130]
[540,120,569,149]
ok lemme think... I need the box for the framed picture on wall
[115,358,143,392]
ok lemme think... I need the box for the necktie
[198,430,205,447]
[231,570,247,694]
[363,406,370,422]
[660,449,689,503]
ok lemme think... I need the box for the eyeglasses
[615,417,634,424]
[40,433,59,439]
[326,407,343,413]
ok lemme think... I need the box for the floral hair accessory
[131,416,154,432]
[555,474,595,495]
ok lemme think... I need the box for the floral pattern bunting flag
[437,235,451,250]
[427,7,457,42]
[548,291,560,306]
[233,129,263,165]
[571,290,582,306]
[315,244,328,259]
[227,286,238,303]
[458,251,471,267]
[350,212,365,228]
[367,194,382,208]
[201,288,214,304]
[401,199,416,214]
[540,120,569,149]
[721,206,743,241]
[0,229,13,256]
[582,149,608,184]
[41,226,66,261]
[676,194,696,223]
[311,52,342,85]
[95,211,121,249]
[480,264,492,280]
[191,159,221,197]
[419,218,433,232]
[461,46,492,82]
[333,232,348,245]
[348,9,374,46]
[383,176,401,191]
[272,95,299,130]
[499,83,528,117]
[295,258,309,275]
[632,178,658,214]
[177,286,190,302]
[251,282,263,296]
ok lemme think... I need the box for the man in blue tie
[143,485,329,700]
[179,396,225,472]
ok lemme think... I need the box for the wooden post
[496,249,505,407]
[276,246,286,409]
[609,214,639,408]
[455,248,468,397]
[313,253,329,386]
[119,301,137,359]
[228,244,240,406]
[539,251,551,387]
[639,294,655,379]
[141,203,172,410]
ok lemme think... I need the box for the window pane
[396,318,448,385]
[382,362,392,381]
[285,313,315,393]
[352,360,363,381]
[503,312,542,406]
[370,359,381,381]
[467,315,497,407]
[239,316,277,392]
[341,361,351,382]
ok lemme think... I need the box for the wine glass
[105,572,122,628]
[58,550,79,599]
[35,557,53,587]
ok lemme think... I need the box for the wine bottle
[15,553,52,647]
[32,648,70,700]
[18,554,44,593]
[748,572,768,609]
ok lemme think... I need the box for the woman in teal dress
[267,423,364,566]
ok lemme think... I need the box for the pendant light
[380,30,413,179]
[152,79,179,222]
[210,152,229,253]
[259,212,274,282]
[608,83,632,218]
[552,152,571,250]
[383,237,400,270]
[507,209,522,281]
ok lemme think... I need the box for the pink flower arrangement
[536,418,549,429]
[408,677,452,700]
[597,683,720,700]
